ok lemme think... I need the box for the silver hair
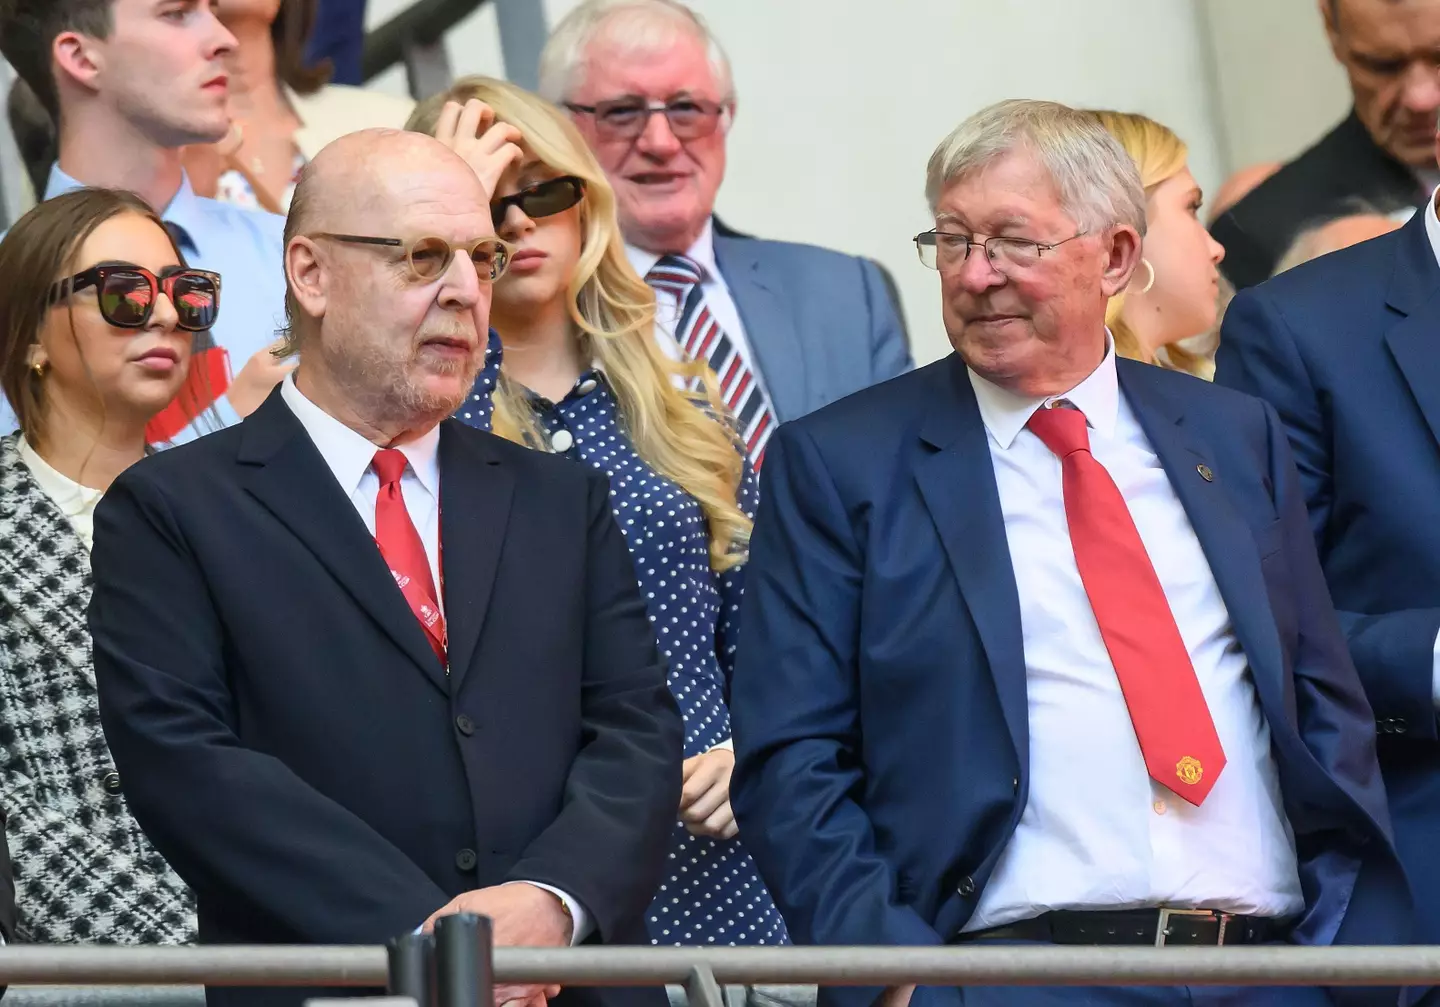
[538,0,734,104]
[926,99,1147,237]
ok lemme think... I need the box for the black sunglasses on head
[490,176,586,228]
[48,263,221,332]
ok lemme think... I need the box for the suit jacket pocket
[1253,518,1284,561]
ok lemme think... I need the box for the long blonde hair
[408,76,750,570]
[1086,110,1209,378]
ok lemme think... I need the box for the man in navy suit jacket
[88,131,681,1007]
[731,99,1412,1007]
[539,0,912,444]
[1215,143,1440,958]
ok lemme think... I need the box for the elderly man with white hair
[538,0,911,468]
[729,99,1418,1007]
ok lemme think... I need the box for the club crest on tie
[1176,756,1204,786]
[390,569,410,590]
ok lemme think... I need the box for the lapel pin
[1197,464,1214,482]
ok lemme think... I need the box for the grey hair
[538,0,734,104]
[926,99,1147,237]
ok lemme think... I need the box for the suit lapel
[436,422,514,691]
[237,391,448,693]
[1117,364,1294,729]
[1383,210,1440,452]
[713,235,809,423]
[913,357,1029,763]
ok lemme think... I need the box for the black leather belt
[954,909,1289,946]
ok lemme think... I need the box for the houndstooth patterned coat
[0,434,196,943]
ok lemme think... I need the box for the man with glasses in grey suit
[539,0,912,470]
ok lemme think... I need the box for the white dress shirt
[17,436,105,551]
[626,217,775,403]
[280,376,591,942]
[963,340,1303,931]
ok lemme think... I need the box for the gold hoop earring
[1138,258,1156,295]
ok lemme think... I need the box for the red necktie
[371,449,447,668]
[1027,404,1226,805]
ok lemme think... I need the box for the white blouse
[17,436,105,551]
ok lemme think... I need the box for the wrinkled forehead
[1335,0,1440,51]
[339,166,495,243]
[934,151,1072,232]
[574,25,721,101]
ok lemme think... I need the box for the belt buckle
[1154,908,1221,947]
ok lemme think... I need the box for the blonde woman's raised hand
[433,98,524,201]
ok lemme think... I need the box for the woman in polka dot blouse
[411,77,789,952]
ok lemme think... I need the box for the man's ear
[52,30,105,98]
[1099,224,1143,299]
[286,236,329,322]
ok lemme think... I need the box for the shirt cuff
[1431,628,1440,709]
[505,881,591,944]
[709,737,734,752]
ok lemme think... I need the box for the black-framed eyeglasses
[914,229,1088,272]
[313,233,516,282]
[564,96,729,141]
[491,176,586,228]
[48,263,221,331]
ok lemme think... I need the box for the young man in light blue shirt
[0,0,292,442]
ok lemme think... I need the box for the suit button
[958,876,976,897]
[455,715,475,736]
[1395,721,1409,735]
[101,771,122,795]
[455,849,478,872]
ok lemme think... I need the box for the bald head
[1274,212,1402,275]
[288,128,493,245]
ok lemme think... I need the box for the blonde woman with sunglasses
[409,78,791,961]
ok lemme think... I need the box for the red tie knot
[1027,402,1091,458]
[371,448,409,487]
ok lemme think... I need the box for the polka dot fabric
[456,335,788,948]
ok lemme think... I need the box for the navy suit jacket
[731,356,1411,1007]
[711,233,913,422]
[1216,208,1440,948]
[88,390,682,1007]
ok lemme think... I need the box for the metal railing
[4,946,1440,990]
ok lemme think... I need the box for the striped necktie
[646,254,776,468]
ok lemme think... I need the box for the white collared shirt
[626,217,774,402]
[278,375,591,941]
[280,375,443,599]
[964,338,1303,931]
[17,436,105,551]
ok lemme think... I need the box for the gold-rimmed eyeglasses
[312,233,516,282]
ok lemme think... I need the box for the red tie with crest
[371,449,447,668]
[1026,403,1226,805]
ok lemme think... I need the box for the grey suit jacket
[712,234,913,422]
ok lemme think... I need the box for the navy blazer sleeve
[502,471,683,939]
[1218,288,1440,740]
[859,258,914,383]
[89,471,453,943]
[731,422,942,950]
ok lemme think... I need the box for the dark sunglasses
[490,176,586,228]
[564,97,728,141]
[48,263,221,332]
[313,233,515,282]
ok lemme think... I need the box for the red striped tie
[646,254,776,469]
[1027,403,1226,805]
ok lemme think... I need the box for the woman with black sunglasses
[408,77,791,966]
[0,188,206,943]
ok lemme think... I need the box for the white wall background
[2,1,1360,364]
